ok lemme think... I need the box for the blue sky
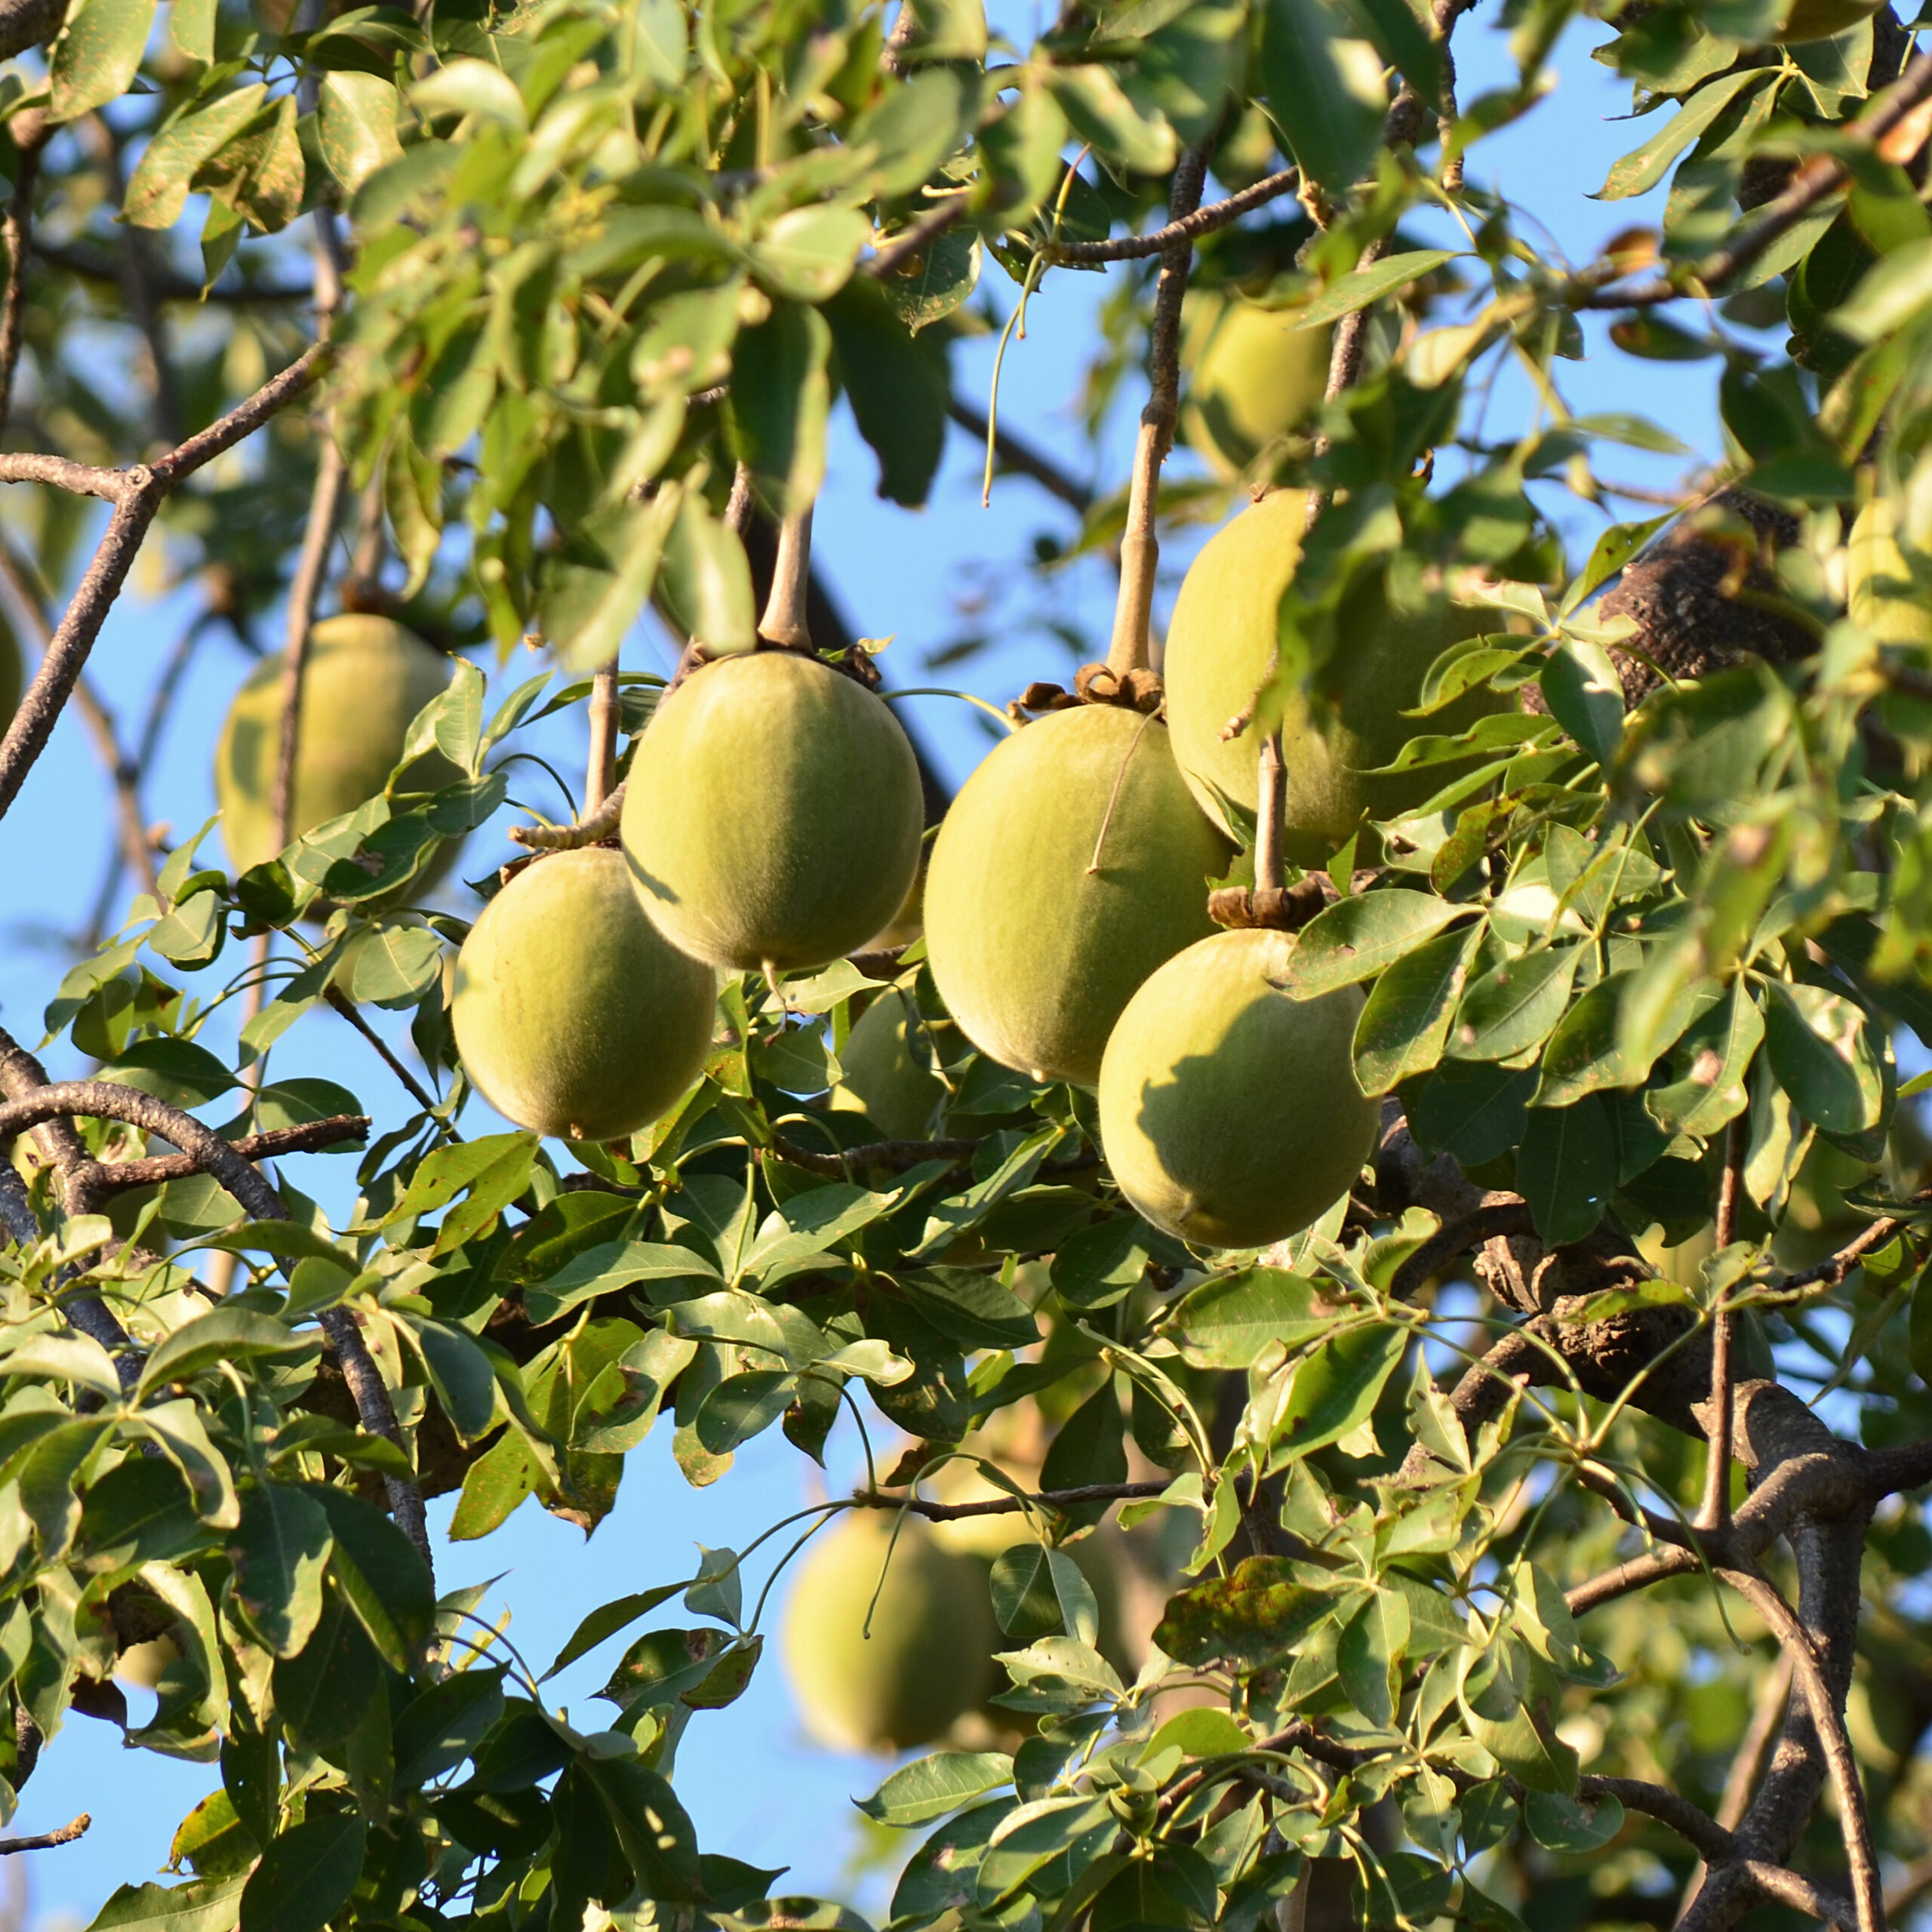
[0,8,1746,1925]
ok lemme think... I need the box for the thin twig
[0,341,330,825]
[0,1814,88,1854]
[1048,166,1300,264]
[325,986,445,1121]
[0,112,46,435]
[506,784,626,851]
[1105,140,1211,678]
[850,1480,1171,1521]
[84,1115,371,1192]
[1700,1112,1749,1531]
[1724,1567,1885,1932]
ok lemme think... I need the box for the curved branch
[81,1115,371,1193]
[0,1079,432,1574]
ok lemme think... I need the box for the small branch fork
[0,340,330,826]
[0,1060,431,1577]
[0,1814,88,1854]
[1048,165,1300,264]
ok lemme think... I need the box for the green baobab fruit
[780,1511,998,1753]
[451,848,715,1142]
[1178,295,1332,480]
[1164,489,1506,861]
[832,987,944,1140]
[622,650,924,974]
[924,704,1232,1088]
[1097,928,1375,1249]
[215,614,460,877]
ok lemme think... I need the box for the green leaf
[101,1036,237,1106]
[318,71,403,194]
[408,1317,499,1441]
[1270,1323,1406,1458]
[989,1545,1100,1643]
[1155,1556,1340,1668]
[977,1797,1117,1907]
[1337,1588,1409,1729]
[138,1309,310,1398]
[724,301,831,519]
[1287,892,1474,995]
[1260,0,1387,195]
[1168,1267,1334,1369]
[577,1755,703,1903]
[749,203,872,305]
[1533,971,1639,1108]
[1539,635,1625,767]
[1287,250,1462,330]
[1407,1060,1537,1167]
[131,1398,241,1526]
[695,1369,796,1454]
[1448,945,1580,1063]
[545,1584,687,1678]
[227,1484,333,1658]
[900,1269,1040,1350]
[171,0,214,60]
[239,1814,368,1932]
[1764,980,1885,1136]
[660,490,756,654]
[346,923,445,1007]
[858,1752,1014,1827]
[1558,511,1673,619]
[1044,63,1178,172]
[51,0,159,122]
[307,1484,435,1672]
[1592,68,1771,201]
[1648,983,1763,1137]
[826,278,950,509]
[1517,1094,1618,1246]
[1038,1382,1128,1528]
[1524,1789,1625,1853]
[1352,921,1482,1095]
[89,1879,247,1932]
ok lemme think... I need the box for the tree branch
[324,986,446,1122]
[851,1480,1172,1521]
[1046,165,1300,263]
[0,1078,431,1574]
[1700,1112,1749,1531]
[866,198,968,280]
[0,1814,88,1854]
[0,112,45,435]
[83,1115,371,1192]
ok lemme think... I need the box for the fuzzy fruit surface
[924,705,1232,1088]
[831,986,944,1140]
[214,614,460,878]
[1164,490,1506,860]
[780,1511,997,1753]
[1098,928,1374,1249]
[1778,0,1880,37]
[1178,294,1331,480]
[621,650,924,973]
[450,848,715,1142]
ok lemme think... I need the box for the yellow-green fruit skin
[621,651,924,973]
[1778,0,1880,39]
[1098,928,1375,1250]
[924,706,1233,1088]
[832,987,944,1140]
[1179,295,1331,480]
[450,848,715,1142]
[1164,490,1506,862]
[215,614,460,878]
[780,1512,998,1753]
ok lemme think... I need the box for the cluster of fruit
[213,481,1510,1257]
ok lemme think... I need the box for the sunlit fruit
[1097,928,1375,1249]
[115,1632,183,1690]
[450,848,715,1142]
[780,1510,998,1753]
[622,650,924,974]
[832,986,945,1140]
[924,705,1232,1088]
[215,614,460,878]
[1164,489,1506,861]
[1777,0,1881,40]
[1178,294,1331,480]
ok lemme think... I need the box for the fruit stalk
[758,506,814,649]
[1254,728,1286,894]
[1104,143,1211,678]
[586,663,620,815]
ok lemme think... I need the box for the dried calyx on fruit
[450,846,716,1143]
